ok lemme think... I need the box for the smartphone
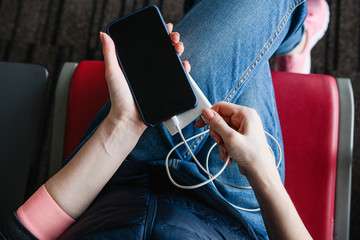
[106,5,197,126]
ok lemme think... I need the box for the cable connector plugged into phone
[163,74,212,135]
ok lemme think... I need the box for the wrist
[244,149,281,191]
[105,110,147,139]
[246,161,282,192]
[95,114,146,158]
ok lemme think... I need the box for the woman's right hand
[195,102,312,240]
[194,101,276,180]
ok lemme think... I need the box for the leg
[276,0,330,73]
[169,0,305,162]
[126,0,307,163]
[166,0,305,238]
[66,0,306,165]
[66,0,306,177]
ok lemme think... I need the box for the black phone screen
[107,5,197,126]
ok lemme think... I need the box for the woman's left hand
[100,23,190,136]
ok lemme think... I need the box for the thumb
[202,108,233,138]
[100,32,122,80]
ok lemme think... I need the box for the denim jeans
[65,0,307,238]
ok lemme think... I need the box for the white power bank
[163,74,212,135]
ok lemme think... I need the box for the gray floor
[0,0,359,238]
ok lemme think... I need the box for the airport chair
[51,61,354,240]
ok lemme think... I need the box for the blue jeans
[65,0,307,238]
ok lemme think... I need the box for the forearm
[248,167,312,240]
[45,116,144,219]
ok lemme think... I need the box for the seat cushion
[272,71,339,240]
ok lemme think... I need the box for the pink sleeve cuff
[17,185,75,240]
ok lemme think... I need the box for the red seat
[51,61,354,240]
[63,61,109,159]
[272,72,339,240]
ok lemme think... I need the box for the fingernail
[200,115,208,125]
[99,31,104,42]
[203,108,214,120]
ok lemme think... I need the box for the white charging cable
[165,116,282,212]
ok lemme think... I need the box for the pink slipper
[276,0,330,74]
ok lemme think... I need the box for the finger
[211,102,240,119]
[194,115,206,128]
[202,108,234,138]
[183,60,191,72]
[209,129,222,145]
[211,102,261,132]
[100,32,121,78]
[212,102,257,123]
[174,42,184,56]
[219,145,227,162]
[219,145,232,165]
[170,32,180,43]
[222,146,233,166]
[166,23,173,33]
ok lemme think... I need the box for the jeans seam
[181,125,209,160]
[224,0,306,103]
[180,0,305,162]
[169,158,180,170]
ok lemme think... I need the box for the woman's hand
[43,24,191,221]
[100,23,190,136]
[194,101,276,179]
[195,102,312,240]
[100,31,144,135]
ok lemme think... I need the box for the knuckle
[227,131,238,141]
[246,108,261,120]
[211,115,223,127]
[247,108,258,116]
